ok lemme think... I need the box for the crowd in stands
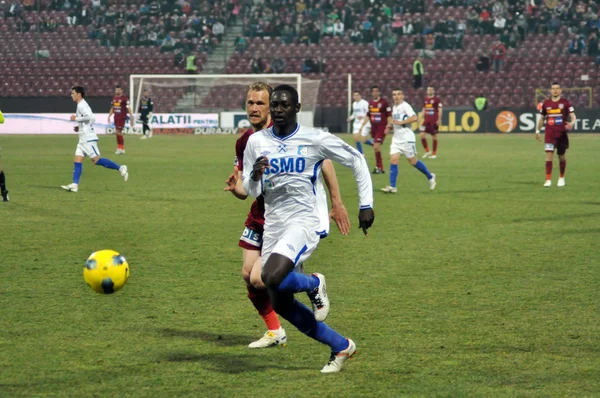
[1,0,234,57]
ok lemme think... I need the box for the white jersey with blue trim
[351,99,370,129]
[76,99,98,143]
[243,123,373,234]
[392,101,416,144]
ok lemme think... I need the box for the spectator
[476,50,490,72]
[161,32,176,52]
[23,0,34,12]
[491,40,506,72]
[434,32,447,50]
[494,15,506,33]
[588,31,599,57]
[174,48,185,67]
[46,17,58,32]
[271,57,287,73]
[414,34,425,50]
[413,57,424,89]
[8,1,21,18]
[212,20,225,42]
[234,33,248,53]
[492,1,504,17]
[250,57,265,73]
[302,57,325,73]
[67,9,77,26]
[16,15,30,33]
[281,25,295,44]
[402,18,414,35]
[569,34,586,55]
[333,19,344,36]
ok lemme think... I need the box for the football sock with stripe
[546,161,552,180]
[414,160,432,179]
[390,164,398,188]
[375,151,383,170]
[72,162,82,184]
[96,158,120,170]
[247,284,281,330]
[281,299,348,352]
[0,170,6,192]
[356,141,363,154]
[279,272,320,293]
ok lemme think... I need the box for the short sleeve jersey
[540,98,574,138]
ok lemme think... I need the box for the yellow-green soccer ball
[83,250,130,294]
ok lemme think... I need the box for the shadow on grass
[160,328,251,347]
[561,228,600,234]
[162,352,313,374]
[581,201,600,206]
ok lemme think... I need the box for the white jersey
[243,124,373,235]
[392,101,416,144]
[75,99,98,143]
[350,99,370,129]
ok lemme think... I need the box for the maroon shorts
[545,133,569,155]
[238,216,264,251]
[422,121,439,135]
[114,119,126,130]
[371,126,387,143]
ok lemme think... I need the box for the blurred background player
[381,89,436,193]
[536,82,576,187]
[347,90,373,154]
[138,89,154,140]
[0,109,8,202]
[359,86,392,174]
[242,84,373,373]
[61,86,128,193]
[224,82,350,348]
[108,85,134,154]
[419,86,443,159]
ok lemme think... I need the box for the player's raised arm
[321,160,350,236]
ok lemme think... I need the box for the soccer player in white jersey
[242,85,375,373]
[61,86,129,193]
[347,91,372,154]
[381,89,436,193]
[224,82,350,349]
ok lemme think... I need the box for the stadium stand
[1,0,598,110]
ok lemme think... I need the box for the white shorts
[261,224,320,269]
[353,121,371,137]
[75,141,101,158]
[390,140,417,158]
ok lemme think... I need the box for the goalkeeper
[138,89,154,139]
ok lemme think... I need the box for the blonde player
[61,86,129,193]
[346,91,372,153]
[381,89,436,193]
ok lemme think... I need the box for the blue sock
[365,139,374,146]
[281,299,349,352]
[279,272,320,293]
[414,160,432,179]
[96,158,120,170]
[389,164,398,188]
[73,162,82,184]
[356,141,363,154]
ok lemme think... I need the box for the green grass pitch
[1,133,599,397]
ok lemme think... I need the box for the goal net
[129,74,322,131]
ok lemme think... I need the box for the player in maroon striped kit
[419,86,443,159]
[359,86,392,174]
[108,85,134,155]
[536,82,576,187]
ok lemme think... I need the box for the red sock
[247,284,280,331]
[421,138,429,152]
[117,135,125,150]
[433,139,438,155]
[375,150,383,170]
[545,161,552,180]
[559,160,566,178]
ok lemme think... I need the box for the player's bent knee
[250,273,265,289]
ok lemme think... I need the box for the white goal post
[129,74,321,128]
